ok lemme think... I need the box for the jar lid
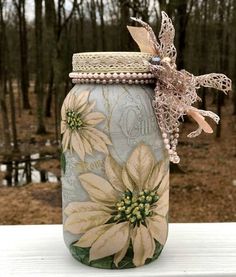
[72,52,154,73]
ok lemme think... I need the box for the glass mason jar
[61,52,169,269]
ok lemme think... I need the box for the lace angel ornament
[127,11,232,163]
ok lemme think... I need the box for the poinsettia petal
[132,224,155,267]
[68,92,77,110]
[64,201,113,216]
[114,229,130,267]
[86,126,112,145]
[80,134,93,155]
[153,189,169,216]
[62,128,70,152]
[63,91,73,111]
[83,129,109,154]
[83,112,105,125]
[64,210,111,234]
[126,143,155,190]
[89,222,130,261]
[77,102,88,114]
[79,173,119,204]
[121,167,134,192]
[61,120,67,134]
[71,131,85,161]
[75,90,90,110]
[146,215,168,245]
[156,170,169,196]
[61,103,66,120]
[83,100,96,115]
[105,155,126,192]
[75,223,115,248]
[146,159,167,191]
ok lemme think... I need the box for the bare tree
[130,0,150,22]
[76,0,85,51]
[216,1,225,138]
[97,0,106,50]
[35,0,46,134]
[232,0,236,115]
[45,0,57,117]
[87,0,98,50]
[13,0,30,109]
[199,0,208,110]
[0,0,11,148]
[173,0,194,69]
[118,0,131,50]
[53,0,77,142]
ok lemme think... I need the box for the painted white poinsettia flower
[64,143,169,267]
[61,90,112,160]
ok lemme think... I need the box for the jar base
[69,240,164,269]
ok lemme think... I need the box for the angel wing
[158,11,177,63]
[195,73,232,94]
[127,17,160,55]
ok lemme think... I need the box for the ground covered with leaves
[0,97,235,224]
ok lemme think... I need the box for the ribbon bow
[127,11,232,163]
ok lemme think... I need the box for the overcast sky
[24,0,73,21]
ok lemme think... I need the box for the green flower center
[114,190,159,225]
[66,110,83,130]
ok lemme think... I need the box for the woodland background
[0,0,235,224]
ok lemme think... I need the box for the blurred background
[0,0,235,225]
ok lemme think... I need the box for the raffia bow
[127,11,232,163]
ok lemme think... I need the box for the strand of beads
[162,126,180,164]
[161,129,180,164]
[152,97,180,163]
[152,82,181,163]
[72,78,155,85]
[69,71,155,80]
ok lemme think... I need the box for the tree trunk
[45,0,57,117]
[97,0,106,50]
[232,0,236,115]
[76,0,85,51]
[119,0,131,50]
[52,0,76,143]
[45,68,54,117]
[199,0,208,110]
[35,0,46,134]
[174,0,188,69]
[216,2,225,138]
[13,0,30,109]
[0,98,11,147]
[87,0,98,51]
[8,77,18,151]
[0,0,11,148]
[0,0,13,186]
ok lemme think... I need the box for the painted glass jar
[61,52,169,269]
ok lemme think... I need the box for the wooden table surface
[0,223,236,277]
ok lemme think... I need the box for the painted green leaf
[70,244,114,269]
[69,239,163,269]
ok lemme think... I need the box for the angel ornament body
[61,11,231,269]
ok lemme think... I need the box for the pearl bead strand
[161,126,180,164]
[69,72,155,80]
[72,78,155,85]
